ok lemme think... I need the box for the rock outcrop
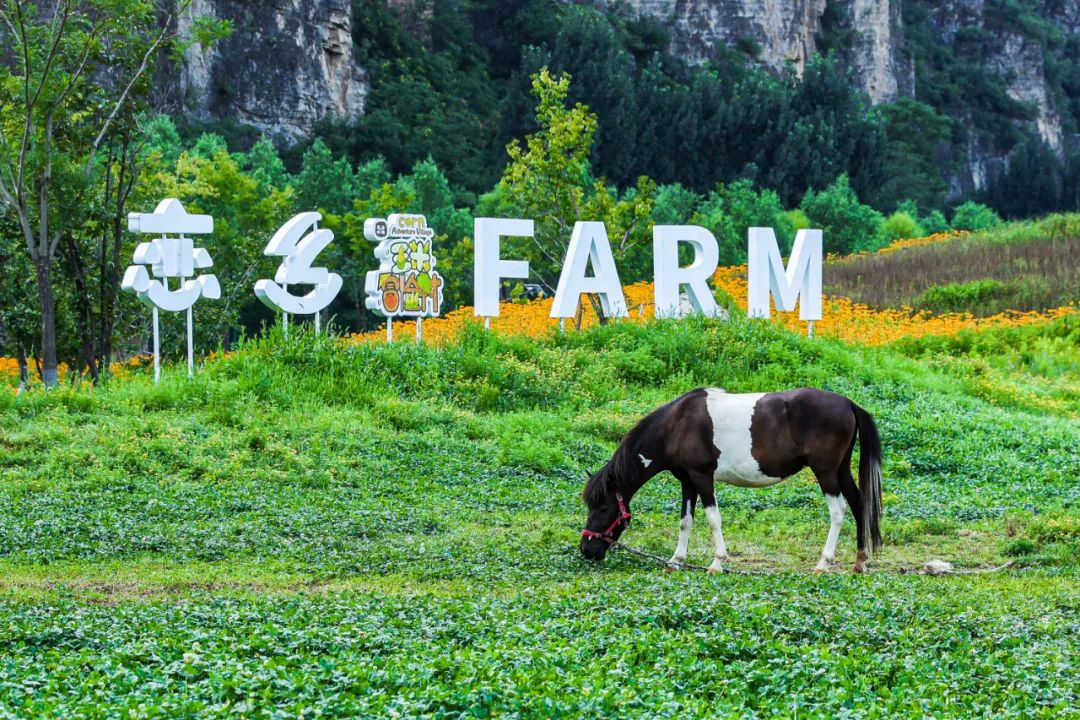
[596,0,911,104]
[594,0,1071,198]
[172,0,368,144]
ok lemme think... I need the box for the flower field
[349,262,1076,349]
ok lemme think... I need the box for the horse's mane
[582,396,685,506]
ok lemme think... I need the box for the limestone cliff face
[606,0,911,103]
[924,0,1071,195]
[608,0,1072,198]
[173,0,367,144]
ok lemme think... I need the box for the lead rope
[611,541,763,575]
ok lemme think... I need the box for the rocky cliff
[599,0,911,103]
[601,0,1074,197]
[171,0,368,144]
[167,0,1075,200]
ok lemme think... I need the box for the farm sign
[472,218,822,323]
[123,200,823,378]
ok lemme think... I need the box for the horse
[579,387,882,573]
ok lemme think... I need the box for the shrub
[921,209,949,234]
[799,174,883,255]
[878,211,924,246]
[691,179,793,263]
[951,201,1001,231]
[914,279,1006,313]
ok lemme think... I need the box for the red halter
[580,493,631,545]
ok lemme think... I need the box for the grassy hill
[826,214,1080,316]
[1,312,1077,717]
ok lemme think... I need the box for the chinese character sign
[121,199,221,311]
[363,214,444,318]
[255,212,343,315]
[121,198,220,381]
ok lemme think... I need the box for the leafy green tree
[140,146,294,349]
[297,139,356,215]
[987,137,1064,219]
[245,137,291,194]
[651,184,701,225]
[141,114,183,166]
[0,0,189,384]
[874,99,950,211]
[800,174,883,254]
[691,180,794,264]
[498,69,654,324]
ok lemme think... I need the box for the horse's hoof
[663,564,677,573]
[813,567,827,574]
[707,567,722,575]
[853,564,867,574]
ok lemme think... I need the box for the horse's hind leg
[667,481,697,570]
[691,480,728,573]
[813,469,846,573]
[837,463,869,573]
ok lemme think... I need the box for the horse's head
[579,469,631,562]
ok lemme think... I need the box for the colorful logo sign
[363,214,444,318]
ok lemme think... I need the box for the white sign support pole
[315,311,321,334]
[387,318,393,344]
[152,307,160,384]
[484,317,490,331]
[186,305,194,378]
[416,317,422,345]
[808,320,815,338]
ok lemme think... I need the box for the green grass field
[1,317,1078,718]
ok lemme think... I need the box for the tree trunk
[17,347,28,393]
[34,259,59,386]
[587,294,608,326]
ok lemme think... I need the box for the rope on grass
[612,543,1017,576]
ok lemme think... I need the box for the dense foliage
[301,0,1080,217]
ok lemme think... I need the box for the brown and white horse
[580,387,883,573]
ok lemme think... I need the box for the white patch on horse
[639,454,653,468]
[703,504,727,571]
[704,388,785,488]
[815,494,847,571]
[668,499,693,568]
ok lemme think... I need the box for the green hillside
[1,316,1077,717]
[827,214,1080,315]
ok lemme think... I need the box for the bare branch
[26,1,73,118]
[85,2,186,176]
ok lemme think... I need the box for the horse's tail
[851,402,883,553]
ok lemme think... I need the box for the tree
[296,139,355,216]
[691,179,794,264]
[800,174,883,254]
[0,0,197,385]
[498,69,654,325]
[950,201,1001,232]
[874,98,950,212]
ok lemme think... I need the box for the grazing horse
[579,387,882,573]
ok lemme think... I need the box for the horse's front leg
[667,485,697,570]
